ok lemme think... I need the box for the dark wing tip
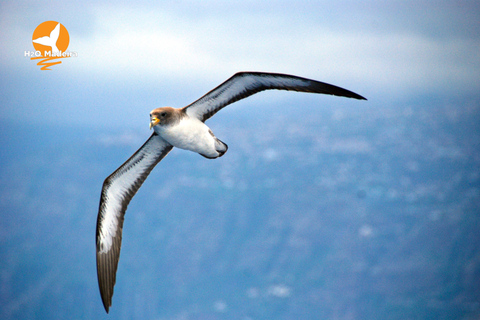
[102,299,110,313]
[103,299,110,313]
[329,87,367,100]
[350,92,367,100]
[96,249,114,313]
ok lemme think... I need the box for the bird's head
[149,107,177,129]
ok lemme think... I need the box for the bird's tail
[214,138,228,157]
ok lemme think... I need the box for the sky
[1,1,480,318]
[1,0,479,129]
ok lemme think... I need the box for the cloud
[0,1,479,126]
[67,3,480,95]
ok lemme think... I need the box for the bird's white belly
[157,118,217,156]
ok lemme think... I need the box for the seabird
[32,23,61,54]
[96,72,366,312]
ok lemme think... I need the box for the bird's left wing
[96,133,173,313]
[32,36,50,44]
[183,72,366,122]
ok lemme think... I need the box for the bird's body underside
[152,115,227,159]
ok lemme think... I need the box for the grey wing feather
[183,72,366,122]
[95,133,173,313]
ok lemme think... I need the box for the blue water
[1,98,479,319]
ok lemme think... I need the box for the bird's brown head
[149,107,180,129]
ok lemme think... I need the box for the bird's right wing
[183,72,366,122]
[50,23,61,41]
[96,133,173,313]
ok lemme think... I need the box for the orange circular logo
[32,21,69,54]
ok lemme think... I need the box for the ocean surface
[1,98,479,319]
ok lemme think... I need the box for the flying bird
[96,72,366,312]
[32,23,61,54]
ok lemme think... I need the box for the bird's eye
[161,112,167,117]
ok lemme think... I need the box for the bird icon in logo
[31,21,70,56]
[32,23,61,54]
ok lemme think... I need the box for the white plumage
[153,116,224,158]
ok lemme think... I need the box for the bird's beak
[149,117,160,129]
